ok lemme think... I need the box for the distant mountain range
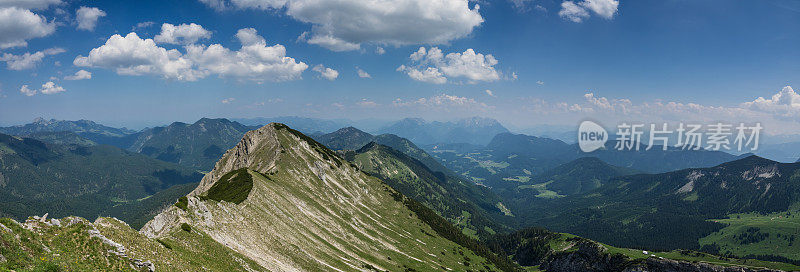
[0,118,255,171]
[0,118,139,147]
[378,117,510,145]
[428,132,743,190]
[755,141,800,163]
[232,116,350,134]
[0,116,517,170]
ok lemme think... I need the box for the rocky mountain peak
[189,123,283,195]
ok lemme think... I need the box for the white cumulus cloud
[559,0,619,23]
[312,64,338,80]
[64,69,92,80]
[198,0,484,51]
[76,6,105,31]
[559,1,589,22]
[397,65,447,84]
[581,0,620,19]
[0,0,62,10]
[742,86,800,118]
[184,28,308,82]
[0,47,64,70]
[154,23,212,45]
[356,67,371,78]
[20,81,65,96]
[133,21,155,30]
[509,0,545,12]
[398,47,500,84]
[39,81,64,94]
[74,32,201,81]
[74,27,308,82]
[221,97,235,104]
[0,7,56,48]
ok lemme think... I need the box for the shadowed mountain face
[378,117,510,145]
[317,126,456,175]
[141,123,517,271]
[318,127,514,238]
[0,133,201,227]
[314,126,375,150]
[349,142,514,240]
[128,118,255,170]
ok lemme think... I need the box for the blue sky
[0,0,799,133]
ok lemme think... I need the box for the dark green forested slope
[127,118,255,170]
[531,157,640,195]
[348,142,514,240]
[0,133,202,225]
[319,127,515,239]
[486,227,800,271]
[515,155,800,254]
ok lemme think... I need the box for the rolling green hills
[699,203,800,262]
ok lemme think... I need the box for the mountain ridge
[141,123,518,271]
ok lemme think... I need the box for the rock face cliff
[142,123,503,271]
